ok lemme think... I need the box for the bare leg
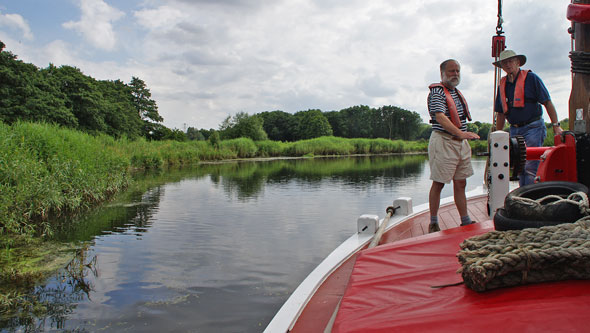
[453,179,468,217]
[429,181,445,217]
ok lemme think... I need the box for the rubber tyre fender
[504,181,588,223]
[493,208,570,231]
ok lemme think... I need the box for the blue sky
[0,0,571,130]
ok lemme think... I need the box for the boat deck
[290,195,490,332]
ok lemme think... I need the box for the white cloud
[62,0,125,50]
[2,0,573,130]
[0,12,33,40]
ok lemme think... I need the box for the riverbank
[0,121,489,237]
[0,122,486,291]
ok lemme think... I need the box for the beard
[442,74,460,88]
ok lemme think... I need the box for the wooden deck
[290,195,490,332]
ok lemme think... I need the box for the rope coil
[570,51,590,74]
[510,191,590,216]
[458,218,590,292]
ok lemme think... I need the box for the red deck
[290,195,490,332]
[332,220,590,332]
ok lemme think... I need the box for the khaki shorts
[428,130,474,184]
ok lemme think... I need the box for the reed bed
[1,123,440,239]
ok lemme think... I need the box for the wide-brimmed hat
[493,49,527,67]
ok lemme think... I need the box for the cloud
[4,0,572,130]
[62,0,125,50]
[0,12,33,40]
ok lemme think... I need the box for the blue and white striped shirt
[427,86,468,134]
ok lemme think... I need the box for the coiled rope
[457,218,590,292]
[570,51,590,74]
[509,191,590,216]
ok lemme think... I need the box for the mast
[568,0,590,134]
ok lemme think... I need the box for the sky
[0,0,573,131]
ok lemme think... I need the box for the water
[2,155,487,332]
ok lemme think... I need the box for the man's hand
[458,131,480,140]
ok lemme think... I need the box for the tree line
[191,106,493,143]
[192,106,428,142]
[0,41,167,140]
[1,40,495,143]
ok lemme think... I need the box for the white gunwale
[265,186,488,332]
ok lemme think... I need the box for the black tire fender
[504,181,588,223]
[493,207,569,231]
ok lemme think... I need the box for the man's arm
[495,112,506,131]
[542,100,563,135]
[434,112,480,139]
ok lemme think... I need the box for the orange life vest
[428,83,471,129]
[499,69,529,114]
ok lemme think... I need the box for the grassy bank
[0,122,490,240]
[0,121,487,318]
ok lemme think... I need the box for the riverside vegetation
[0,121,568,321]
[0,121,487,235]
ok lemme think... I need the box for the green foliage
[477,122,492,140]
[219,112,268,141]
[255,140,287,157]
[186,127,205,141]
[294,109,333,140]
[0,42,161,140]
[0,122,129,236]
[259,110,297,141]
[469,140,488,154]
[219,138,258,158]
[129,76,162,124]
[209,130,220,148]
[338,105,372,138]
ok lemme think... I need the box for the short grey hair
[440,59,459,72]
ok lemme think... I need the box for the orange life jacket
[429,83,471,129]
[499,69,529,114]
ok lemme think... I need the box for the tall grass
[0,123,444,238]
[0,122,129,236]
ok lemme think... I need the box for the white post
[487,131,510,216]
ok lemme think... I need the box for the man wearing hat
[494,49,563,186]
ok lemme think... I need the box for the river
[2,154,487,332]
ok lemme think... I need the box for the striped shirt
[428,86,468,134]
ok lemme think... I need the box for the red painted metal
[535,133,578,182]
[567,3,590,24]
[492,35,505,57]
[525,146,551,160]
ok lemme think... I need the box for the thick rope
[457,218,590,292]
[509,191,590,216]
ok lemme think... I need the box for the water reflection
[1,247,97,332]
[2,154,487,332]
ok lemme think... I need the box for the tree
[324,111,346,138]
[129,77,162,123]
[339,105,372,138]
[186,127,205,140]
[49,65,108,133]
[294,109,333,140]
[259,110,298,141]
[466,122,479,134]
[417,123,432,140]
[219,112,268,141]
[0,41,174,139]
[96,79,143,138]
[0,44,77,127]
[129,77,163,138]
[209,130,220,148]
[477,122,492,140]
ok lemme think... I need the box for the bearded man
[427,59,480,233]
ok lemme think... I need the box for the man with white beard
[427,59,480,233]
